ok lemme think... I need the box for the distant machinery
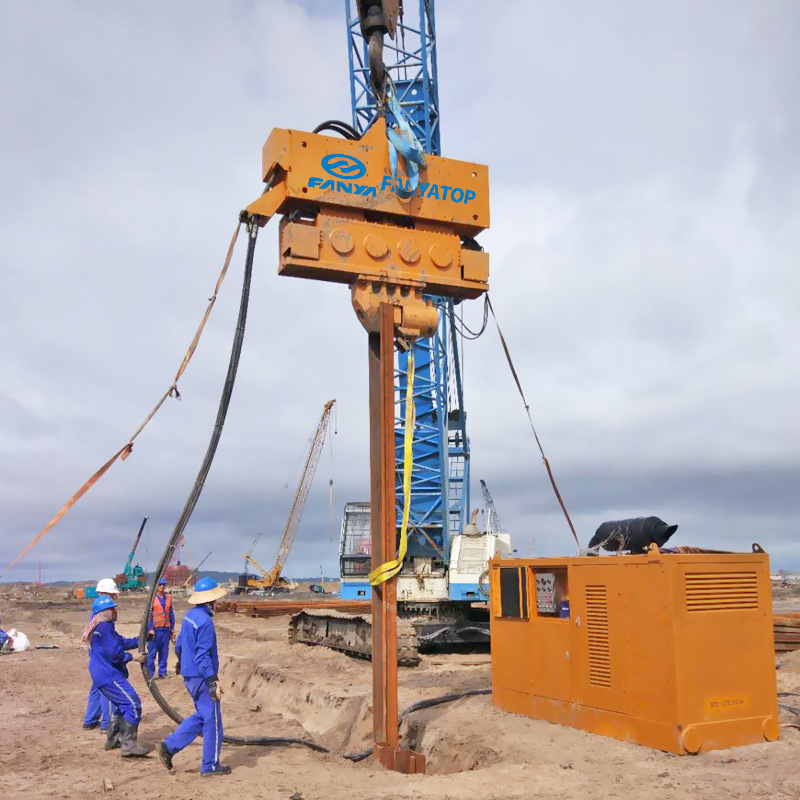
[480,480,506,537]
[236,400,336,594]
[183,550,212,590]
[114,516,148,592]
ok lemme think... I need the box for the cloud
[1,0,798,583]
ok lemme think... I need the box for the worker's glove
[131,652,146,664]
[147,631,154,641]
[208,679,221,702]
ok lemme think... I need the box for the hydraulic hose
[136,218,328,754]
[313,119,359,139]
[136,216,490,759]
[343,688,491,762]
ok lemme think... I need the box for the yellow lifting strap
[368,349,415,587]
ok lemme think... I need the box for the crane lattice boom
[264,399,336,586]
[480,480,505,536]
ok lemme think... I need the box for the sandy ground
[2,586,800,800]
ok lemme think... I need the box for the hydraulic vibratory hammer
[244,116,490,774]
[244,117,489,336]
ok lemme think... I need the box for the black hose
[313,119,359,140]
[136,218,328,754]
[343,688,491,762]
[135,213,489,759]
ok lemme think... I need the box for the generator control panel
[535,573,557,613]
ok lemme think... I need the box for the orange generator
[489,544,779,754]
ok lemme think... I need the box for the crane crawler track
[288,610,421,667]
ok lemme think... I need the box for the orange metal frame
[489,546,779,754]
[245,119,490,320]
[247,118,489,235]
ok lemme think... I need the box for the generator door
[571,565,627,713]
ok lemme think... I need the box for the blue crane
[288,2,513,664]
[343,0,470,589]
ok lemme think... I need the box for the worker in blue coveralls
[82,578,119,732]
[158,577,231,777]
[147,578,175,679]
[0,615,12,654]
[87,595,151,757]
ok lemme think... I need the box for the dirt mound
[221,654,372,751]
[777,648,800,675]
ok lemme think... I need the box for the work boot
[104,714,122,751]
[82,721,100,730]
[158,742,173,771]
[201,765,232,778]
[118,719,151,758]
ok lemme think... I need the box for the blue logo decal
[322,154,367,180]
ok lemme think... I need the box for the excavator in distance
[238,553,298,594]
[235,399,335,595]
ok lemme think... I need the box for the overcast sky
[1,0,798,583]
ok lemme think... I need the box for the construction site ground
[3,586,800,800]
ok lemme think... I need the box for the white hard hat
[96,578,120,595]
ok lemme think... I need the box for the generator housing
[489,545,779,754]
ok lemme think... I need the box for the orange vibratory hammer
[244,116,490,337]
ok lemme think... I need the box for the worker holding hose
[147,578,175,679]
[82,578,118,732]
[87,595,150,757]
[158,577,230,777]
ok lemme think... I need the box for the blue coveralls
[147,594,175,678]
[84,684,111,729]
[89,621,142,726]
[84,609,111,729]
[163,605,223,773]
[0,627,8,648]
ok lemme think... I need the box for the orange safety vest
[151,594,172,629]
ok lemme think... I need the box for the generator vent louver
[586,584,611,688]
[685,571,758,612]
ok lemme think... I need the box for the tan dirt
[2,585,800,800]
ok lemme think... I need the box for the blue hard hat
[194,577,219,593]
[159,578,167,586]
[92,595,117,615]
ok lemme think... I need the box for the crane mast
[346,0,469,574]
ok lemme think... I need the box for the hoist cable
[486,296,581,550]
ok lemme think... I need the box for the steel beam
[368,302,425,774]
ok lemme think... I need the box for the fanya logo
[309,156,477,204]
[321,154,367,180]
